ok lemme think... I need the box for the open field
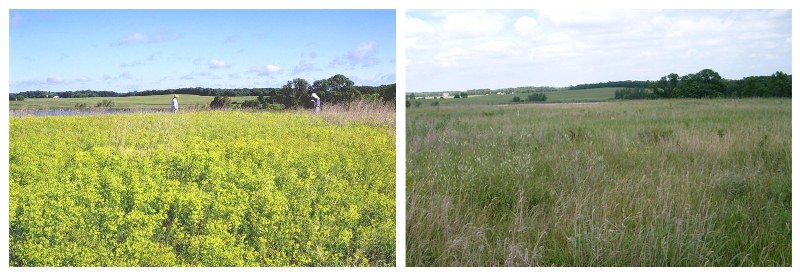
[406,98,790,266]
[413,87,617,105]
[9,94,260,111]
[10,108,395,266]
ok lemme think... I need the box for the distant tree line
[570,80,652,90]
[496,86,559,94]
[10,88,278,100]
[408,85,558,99]
[10,74,396,109]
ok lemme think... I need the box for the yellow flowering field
[10,111,395,266]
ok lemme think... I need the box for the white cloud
[250,64,281,76]
[208,59,230,69]
[434,47,466,67]
[474,40,513,53]
[440,11,505,39]
[407,16,435,36]
[514,16,543,39]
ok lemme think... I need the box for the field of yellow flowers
[10,111,395,266]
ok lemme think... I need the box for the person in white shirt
[171,94,179,113]
[311,93,321,113]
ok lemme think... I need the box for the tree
[512,96,521,102]
[310,74,360,104]
[673,69,725,98]
[460,92,469,98]
[739,76,767,97]
[274,78,310,109]
[652,73,679,98]
[768,71,791,97]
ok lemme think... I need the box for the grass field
[9,94,260,111]
[10,105,395,266]
[413,87,617,105]
[406,98,790,266]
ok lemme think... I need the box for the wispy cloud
[180,72,212,80]
[10,12,25,28]
[351,73,396,86]
[118,71,132,80]
[225,34,240,43]
[292,61,318,76]
[147,52,161,61]
[46,75,63,84]
[330,41,381,68]
[208,59,231,69]
[113,31,181,46]
[120,61,145,68]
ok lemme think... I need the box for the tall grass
[406,98,790,266]
[314,100,396,130]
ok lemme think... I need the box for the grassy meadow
[10,105,395,266]
[9,94,260,111]
[406,98,791,266]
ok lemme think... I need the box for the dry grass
[406,98,791,266]
[313,100,396,130]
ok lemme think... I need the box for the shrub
[527,93,547,102]
[512,96,521,102]
[615,88,654,100]
[240,100,262,109]
[267,103,285,111]
[210,96,231,109]
[96,99,115,108]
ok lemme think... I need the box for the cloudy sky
[406,10,792,92]
[9,10,396,93]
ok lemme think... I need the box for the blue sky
[9,9,396,93]
[407,10,792,92]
